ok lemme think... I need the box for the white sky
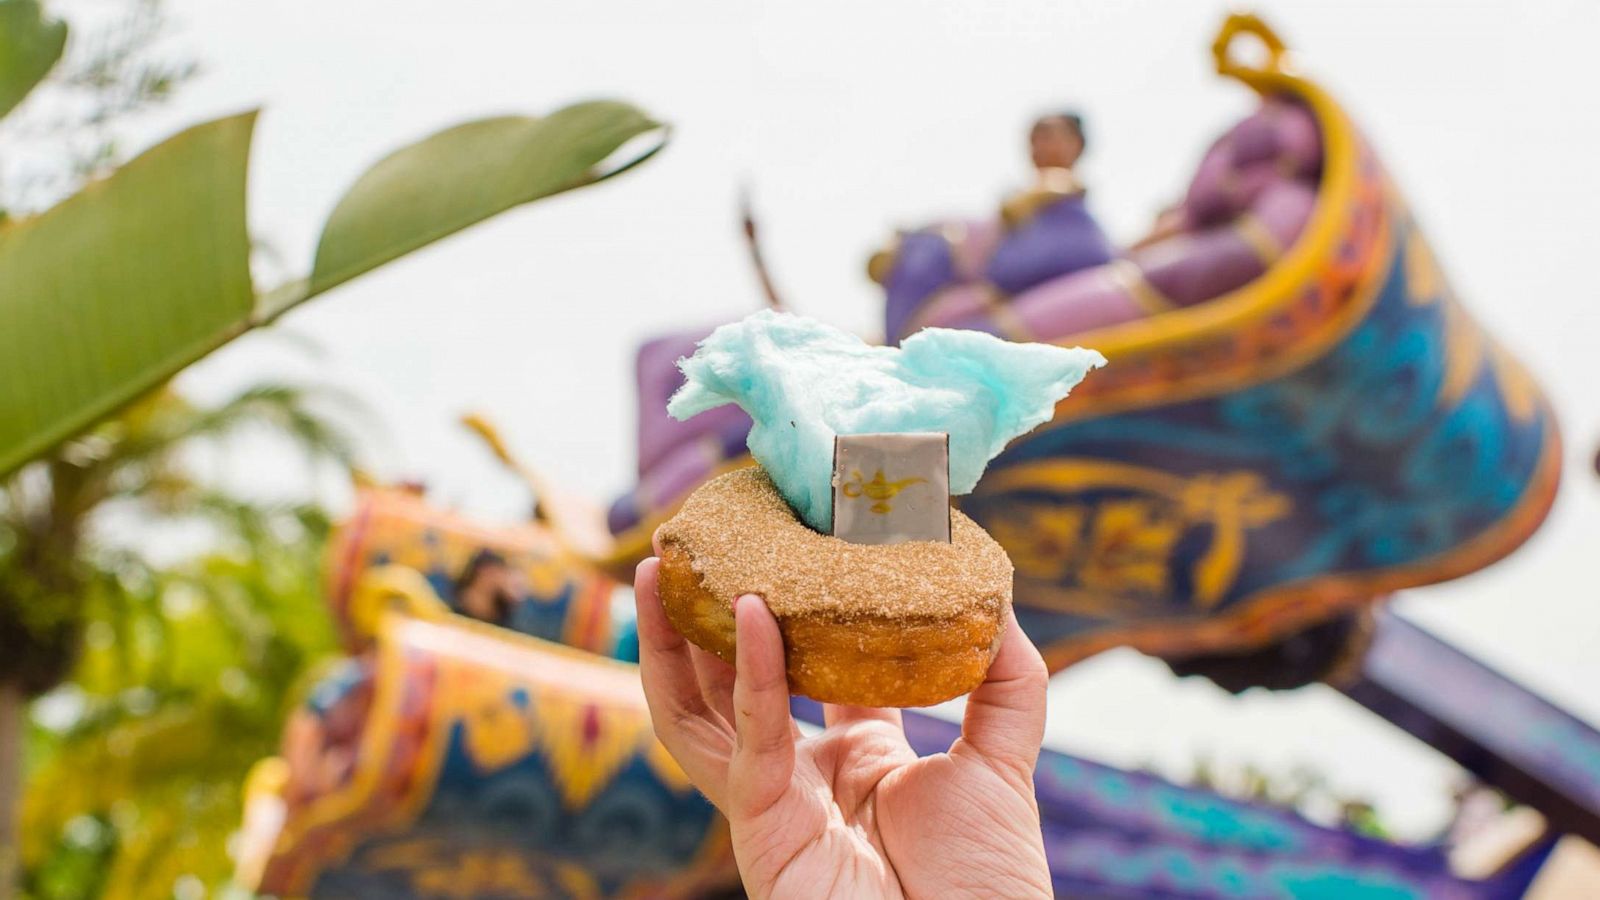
[99,0,1600,837]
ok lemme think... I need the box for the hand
[634,556,1052,899]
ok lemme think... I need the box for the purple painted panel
[1341,610,1600,846]
[634,328,752,478]
[790,697,1548,898]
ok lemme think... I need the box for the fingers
[644,533,737,724]
[956,609,1048,785]
[633,557,733,801]
[690,644,738,725]
[726,594,797,819]
[823,703,903,731]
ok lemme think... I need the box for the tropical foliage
[21,510,337,899]
[2,383,354,898]
[0,383,355,695]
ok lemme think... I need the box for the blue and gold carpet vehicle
[604,13,1560,673]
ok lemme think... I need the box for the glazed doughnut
[655,466,1013,708]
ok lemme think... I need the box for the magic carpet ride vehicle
[604,13,1561,674]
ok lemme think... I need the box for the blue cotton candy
[667,311,1105,532]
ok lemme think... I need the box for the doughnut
[655,466,1013,708]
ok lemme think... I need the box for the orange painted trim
[266,609,415,891]
[326,495,377,648]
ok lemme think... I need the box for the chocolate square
[831,433,951,544]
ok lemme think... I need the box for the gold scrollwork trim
[982,460,1290,610]
[1028,416,1563,673]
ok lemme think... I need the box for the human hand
[633,555,1052,899]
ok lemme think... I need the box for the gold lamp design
[841,469,928,514]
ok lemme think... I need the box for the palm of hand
[633,556,1052,900]
[744,723,1047,899]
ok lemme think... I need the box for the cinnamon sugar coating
[654,466,1014,707]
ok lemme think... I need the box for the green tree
[20,497,340,898]
[1,383,355,896]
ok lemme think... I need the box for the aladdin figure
[988,111,1115,295]
[871,110,1116,342]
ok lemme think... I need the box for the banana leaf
[304,100,661,299]
[0,100,665,476]
[0,113,257,478]
[0,0,66,118]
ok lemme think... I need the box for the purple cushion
[1135,229,1265,307]
[918,265,1149,342]
[1253,179,1317,246]
[1134,179,1316,308]
[911,283,996,332]
[1009,266,1147,337]
[1183,100,1322,229]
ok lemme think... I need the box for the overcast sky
[75,0,1600,836]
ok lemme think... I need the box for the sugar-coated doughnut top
[658,467,1011,621]
[667,310,1105,532]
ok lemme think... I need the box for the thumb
[956,610,1048,785]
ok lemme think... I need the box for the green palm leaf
[303,99,663,299]
[0,113,257,481]
[0,0,67,118]
[0,100,666,477]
